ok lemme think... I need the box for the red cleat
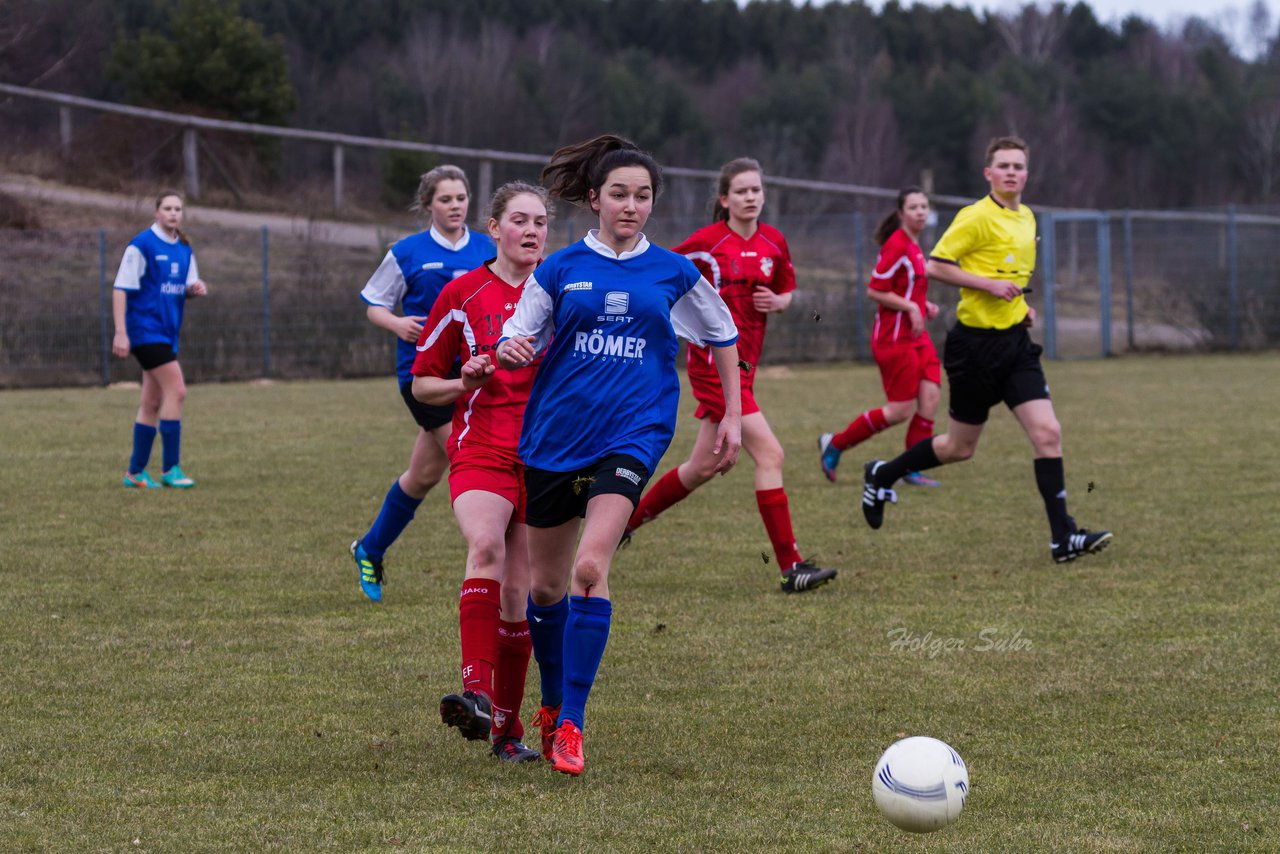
[549,720,584,776]
[530,704,561,761]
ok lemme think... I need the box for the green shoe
[123,470,161,489]
[160,466,195,488]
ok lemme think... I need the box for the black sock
[1034,457,1073,543]
[875,438,942,486]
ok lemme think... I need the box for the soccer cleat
[818,432,841,482]
[351,539,384,603]
[530,704,561,761]
[491,735,542,763]
[780,560,838,593]
[123,470,161,489]
[902,471,941,487]
[549,719,584,776]
[440,689,493,741]
[861,460,897,530]
[160,465,195,488]
[1051,529,1113,563]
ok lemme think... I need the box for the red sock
[833,407,889,450]
[628,467,691,530]
[458,579,500,698]
[491,619,532,740]
[756,487,803,572]
[905,413,935,450]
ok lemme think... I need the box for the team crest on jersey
[170,262,180,277]
[604,291,629,314]
[760,257,774,278]
[505,303,514,311]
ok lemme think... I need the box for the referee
[860,136,1112,563]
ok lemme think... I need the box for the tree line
[4,0,1280,208]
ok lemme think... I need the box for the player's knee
[883,402,912,425]
[686,457,719,483]
[1032,420,1062,455]
[755,440,784,473]
[572,555,608,592]
[466,537,504,575]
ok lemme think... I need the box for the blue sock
[559,595,612,730]
[159,419,181,472]
[361,480,423,560]
[527,594,569,709]
[129,423,157,474]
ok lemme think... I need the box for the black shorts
[943,322,1050,425]
[399,363,460,432]
[523,454,651,529]
[132,342,177,371]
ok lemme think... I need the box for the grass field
[2,354,1277,852]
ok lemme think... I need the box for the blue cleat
[160,465,195,488]
[351,539,384,603]
[818,432,841,482]
[123,470,161,489]
[902,471,941,487]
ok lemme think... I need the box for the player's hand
[112,331,130,359]
[711,415,742,475]
[925,301,940,321]
[460,354,496,390]
[988,280,1023,302]
[752,285,783,313]
[186,280,208,297]
[1024,306,1037,327]
[397,315,426,343]
[907,304,925,337]
[497,336,536,368]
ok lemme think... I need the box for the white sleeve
[186,255,200,284]
[501,274,555,355]
[359,250,406,308]
[670,275,738,347]
[113,245,146,291]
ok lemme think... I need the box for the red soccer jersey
[869,228,930,349]
[676,220,796,379]
[411,264,537,460]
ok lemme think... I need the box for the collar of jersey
[149,223,181,244]
[429,224,471,250]
[585,229,650,260]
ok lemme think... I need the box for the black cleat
[861,460,897,530]
[1052,529,1113,563]
[617,526,634,550]
[440,690,493,741]
[780,560,838,593]
[491,735,542,763]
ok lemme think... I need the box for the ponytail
[873,185,927,246]
[541,134,662,205]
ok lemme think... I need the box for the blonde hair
[410,165,471,217]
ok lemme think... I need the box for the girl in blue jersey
[113,190,207,489]
[350,165,495,603]
[496,135,742,775]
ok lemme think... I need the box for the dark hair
[410,164,471,217]
[872,186,928,246]
[488,180,554,223]
[540,134,662,206]
[154,189,190,246]
[711,157,763,223]
[985,136,1029,166]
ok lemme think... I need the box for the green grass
[2,354,1277,852]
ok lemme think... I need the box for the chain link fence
[4,203,1278,390]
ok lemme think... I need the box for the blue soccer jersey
[503,231,738,474]
[113,224,199,351]
[361,226,495,384]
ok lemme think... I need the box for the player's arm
[926,259,1022,302]
[361,250,424,342]
[185,255,207,297]
[708,342,742,474]
[497,275,554,368]
[413,354,495,405]
[111,245,144,357]
[867,289,926,335]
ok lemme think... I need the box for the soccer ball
[871,736,969,833]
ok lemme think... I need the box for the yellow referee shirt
[930,195,1035,329]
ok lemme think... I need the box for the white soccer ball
[871,736,969,833]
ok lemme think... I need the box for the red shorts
[873,335,941,402]
[448,446,526,524]
[688,363,761,422]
